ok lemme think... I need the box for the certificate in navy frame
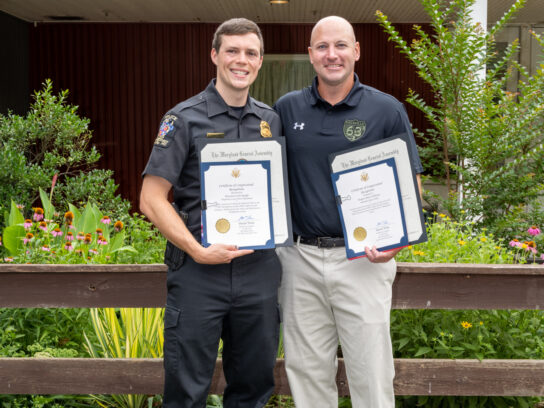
[331,157,409,259]
[200,160,275,250]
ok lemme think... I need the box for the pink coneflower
[84,233,93,244]
[4,257,13,262]
[528,226,541,236]
[66,231,74,241]
[96,228,103,235]
[114,220,124,232]
[41,245,50,252]
[33,207,44,221]
[509,239,522,248]
[38,221,48,232]
[66,220,75,229]
[97,235,107,245]
[100,216,111,225]
[64,211,74,222]
[16,204,24,210]
[89,248,98,255]
[76,232,85,241]
[23,232,34,244]
[64,242,74,251]
[23,219,33,229]
[51,227,63,238]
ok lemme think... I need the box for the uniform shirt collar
[308,73,363,108]
[205,79,258,118]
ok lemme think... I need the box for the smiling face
[308,16,360,89]
[211,33,263,105]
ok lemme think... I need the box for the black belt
[295,235,345,248]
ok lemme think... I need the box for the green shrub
[376,0,544,237]
[0,79,130,227]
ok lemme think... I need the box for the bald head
[310,16,356,47]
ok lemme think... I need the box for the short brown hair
[212,18,264,57]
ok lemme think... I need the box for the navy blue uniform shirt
[274,74,423,238]
[143,79,281,240]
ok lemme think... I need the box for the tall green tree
[376,0,544,237]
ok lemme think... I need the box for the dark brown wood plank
[0,269,166,308]
[1,263,543,309]
[393,359,544,396]
[2,358,544,396]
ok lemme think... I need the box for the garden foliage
[0,79,130,225]
[376,0,544,238]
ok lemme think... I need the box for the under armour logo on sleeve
[293,122,305,130]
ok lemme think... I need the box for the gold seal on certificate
[215,218,230,233]
[353,227,367,241]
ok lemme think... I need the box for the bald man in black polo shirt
[274,16,423,408]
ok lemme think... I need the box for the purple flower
[33,207,44,221]
[100,216,111,225]
[509,239,521,248]
[528,226,541,236]
[51,228,63,238]
[64,242,74,251]
[66,232,74,241]
[23,233,34,245]
[23,219,33,229]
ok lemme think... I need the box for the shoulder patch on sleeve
[154,114,177,147]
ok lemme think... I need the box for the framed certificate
[200,161,274,250]
[331,158,409,259]
[330,134,427,248]
[196,138,293,246]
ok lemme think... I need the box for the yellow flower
[440,331,445,336]
[479,321,483,326]
[413,250,425,256]
[439,213,446,218]
[461,321,472,329]
[458,240,466,246]
[480,237,487,242]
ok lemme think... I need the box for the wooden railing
[1,263,544,396]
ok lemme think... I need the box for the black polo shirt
[274,74,423,238]
[143,80,281,239]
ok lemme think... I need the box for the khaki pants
[277,243,396,408]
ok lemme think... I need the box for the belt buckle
[317,236,330,248]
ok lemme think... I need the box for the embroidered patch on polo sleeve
[154,115,178,147]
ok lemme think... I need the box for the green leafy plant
[1,189,136,264]
[84,308,164,408]
[0,79,130,226]
[376,0,544,236]
[397,212,514,264]
[394,214,543,407]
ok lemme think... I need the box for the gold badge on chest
[260,120,272,138]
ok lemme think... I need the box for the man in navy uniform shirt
[274,16,423,408]
[140,18,282,408]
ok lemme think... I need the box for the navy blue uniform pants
[163,249,282,408]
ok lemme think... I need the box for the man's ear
[210,48,218,66]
